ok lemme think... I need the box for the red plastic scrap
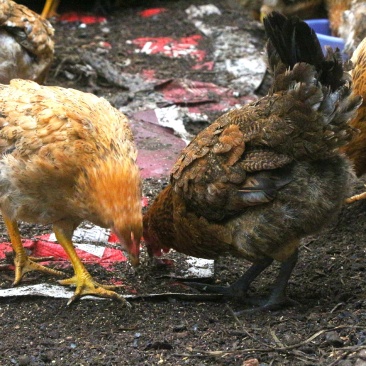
[141,69,156,79]
[139,8,167,18]
[131,35,206,62]
[191,61,214,71]
[98,41,112,49]
[158,79,227,104]
[0,233,129,270]
[130,115,186,179]
[58,12,107,24]
[156,78,257,112]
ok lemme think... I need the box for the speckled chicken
[0,79,142,304]
[40,0,127,18]
[340,37,366,202]
[338,0,366,56]
[324,0,352,36]
[0,0,54,84]
[143,12,362,311]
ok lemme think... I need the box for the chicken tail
[264,11,345,92]
[262,11,362,159]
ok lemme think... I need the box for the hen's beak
[116,229,141,267]
[128,235,140,267]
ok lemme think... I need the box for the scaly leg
[1,213,64,284]
[53,220,129,306]
[235,249,299,314]
[189,248,299,312]
[41,0,60,18]
[264,249,298,308]
[188,257,274,298]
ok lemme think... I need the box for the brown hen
[0,0,54,84]
[143,12,362,311]
[0,79,142,305]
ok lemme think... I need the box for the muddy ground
[0,0,366,365]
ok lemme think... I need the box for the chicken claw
[2,213,64,284]
[59,275,131,307]
[53,223,131,306]
[13,255,64,285]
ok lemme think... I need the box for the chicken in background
[40,0,130,18]
[0,79,142,305]
[324,0,351,36]
[41,0,59,18]
[143,12,361,311]
[225,0,262,20]
[260,0,325,21]
[0,0,54,84]
[340,37,366,202]
[339,0,366,56]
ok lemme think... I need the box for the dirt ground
[0,0,366,365]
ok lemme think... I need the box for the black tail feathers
[263,11,346,91]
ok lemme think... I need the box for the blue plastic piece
[305,19,347,59]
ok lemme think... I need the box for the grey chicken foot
[188,250,299,313]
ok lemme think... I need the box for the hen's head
[113,200,142,267]
[143,214,170,258]
[75,154,143,266]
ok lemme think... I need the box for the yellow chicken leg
[345,187,366,203]
[41,0,60,18]
[2,213,64,284]
[53,221,130,306]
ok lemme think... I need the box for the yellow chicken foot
[59,274,127,306]
[1,214,64,285]
[41,0,60,18]
[28,255,56,262]
[345,190,366,203]
[53,223,130,306]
